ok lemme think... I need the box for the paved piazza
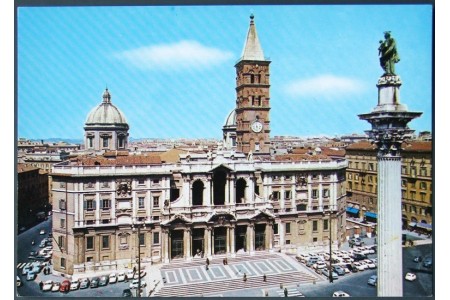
[155,253,320,297]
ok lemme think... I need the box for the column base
[250,251,255,256]
[231,253,236,258]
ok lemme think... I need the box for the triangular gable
[250,209,275,221]
[161,214,192,226]
[209,164,234,172]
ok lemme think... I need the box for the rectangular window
[348,173,352,180]
[86,236,94,250]
[402,179,407,187]
[139,233,145,246]
[272,191,280,201]
[355,162,359,169]
[61,257,66,269]
[138,179,145,185]
[402,204,406,211]
[60,218,65,229]
[255,142,260,152]
[102,181,110,188]
[273,224,279,235]
[410,206,417,214]
[153,232,160,245]
[312,174,318,180]
[312,190,318,199]
[420,167,427,177]
[59,182,66,188]
[402,190,407,198]
[153,179,160,184]
[58,236,65,249]
[100,199,110,210]
[323,219,329,231]
[313,237,318,242]
[411,167,417,177]
[285,191,291,199]
[368,176,373,183]
[323,189,330,198]
[402,166,407,174]
[59,199,66,210]
[138,197,145,209]
[420,193,426,201]
[152,216,160,221]
[285,223,291,234]
[410,191,416,200]
[286,240,291,245]
[368,163,374,171]
[313,220,318,232]
[102,236,110,249]
[102,137,108,148]
[420,182,427,190]
[153,196,160,207]
[355,174,359,180]
[285,175,291,181]
[85,199,95,211]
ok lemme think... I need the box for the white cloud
[284,74,367,99]
[114,40,233,70]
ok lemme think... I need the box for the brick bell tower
[235,14,271,155]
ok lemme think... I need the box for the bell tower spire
[235,15,271,155]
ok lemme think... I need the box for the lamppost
[132,221,146,298]
[327,206,335,283]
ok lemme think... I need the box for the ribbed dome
[85,89,128,125]
[224,109,236,128]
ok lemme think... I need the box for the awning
[364,212,377,219]
[408,222,417,227]
[346,207,359,214]
[416,222,432,230]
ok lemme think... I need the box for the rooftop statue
[378,31,400,76]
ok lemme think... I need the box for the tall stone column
[228,176,235,205]
[265,223,273,251]
[226,227,230,254]
[205,227,212,258]
[184,228,192,261]
[162,229,170,263]
[359,46,422,296]
[247,224,255,255]
[230,226,236,257]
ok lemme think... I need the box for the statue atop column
[378,31,400,76]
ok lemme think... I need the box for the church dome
[223,109,237,128]
[85,88,128,126]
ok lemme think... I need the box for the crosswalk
[276,288,305,297]
[17,262,34,270]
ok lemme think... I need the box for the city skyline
[18,5,432,140]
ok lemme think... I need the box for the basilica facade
[51,15,347,277]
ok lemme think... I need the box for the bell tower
[235,14,271,155]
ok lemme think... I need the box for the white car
[117,272,126,282]
[26,272,36,281]
[129,279,147,289]
[126,269,135,280]
[70,279,80,290]
[364,259,376,269]
[405,272,417,281]
[333,291,350,297]
[40,229,46,235]
[134,270,147,279]
[354,262,365,271]
[314,261,327,270]
[109,273,118,284]
[51,282,61,292]
[42,280,53,291]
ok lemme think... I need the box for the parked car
[43,280,54,292]
[321,268,339,280]
[117,272,126,282]
[26,272,36,281]
[353,253,368,261]
[79,278,90,289]
[70,279,80,290]
[40,229,46,235]
[333,291,350,297]
[109,273,118,284]
[333,265,345,276]
[51,282,61,292]
[405,272,417,281]
[129,279,147,289]
[135,270,146,279]
[353,262,365,271]
[99,275,109,286]
[348,238,363,247]
[296,254,310,263]
[90,277,100,288]
[423,257,432,268]
[314,261,327,270]
[59,280,71,293]
[368,275,377,286]
[126,270,135,280]
[122,288,133,297]
[22,265,33,276]
[364,259,376,269]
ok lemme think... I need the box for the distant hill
[29,138,83,144]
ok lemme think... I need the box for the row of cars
[296,246,378,278]
[40,270,147,294]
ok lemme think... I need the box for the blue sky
[17,5,432,140]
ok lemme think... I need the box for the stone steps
[161,252,280,270]
[154,271,319,297]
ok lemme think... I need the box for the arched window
[235,178,246,203]
[192,180,204,206]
